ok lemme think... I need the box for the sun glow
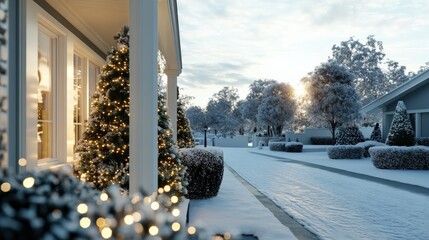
[293,82,307,98]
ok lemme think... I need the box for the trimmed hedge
[327,145,364,159]
[285,142,303,152]
[356,141,386,157]
[416,137,429,146]
[369,146,429,169]
[311,137,335,145]
[269,142,286,151]
[180,147,224,199]
[335,124,364,145]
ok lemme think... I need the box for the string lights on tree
[177,89,195,149]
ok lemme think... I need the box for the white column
[416,113,421,138]
[165,69,178,142]
[129,0,158,195]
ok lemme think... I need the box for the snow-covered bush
[416,137,429,146]
[269,142,286,151]
[385,101,415,146]
[285,142,303,152]
[370,123,383,142]
[0,168,196,239]
[310,137,335,145]
[335,123,364,145]
[356,141,386,157]
[327,145,364,159]
[369,146,429,169]
[179,147,224,199]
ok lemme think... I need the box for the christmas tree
[385,101,415,146]
[75,27,187,201]
[177,89,195,148]
[370,123,383,142]
[157,92,187,205]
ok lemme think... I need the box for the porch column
[416,112,421,138]
[165,69,178,142]
[129,0,158,195]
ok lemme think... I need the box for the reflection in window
[38,30,55,159]
[74,54,84,152]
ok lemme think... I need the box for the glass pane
[38,30,53,159]
[74,54,84,152]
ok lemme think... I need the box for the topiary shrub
[268,142,286,151]
[416,137,429,146]
[327,145,364,159]
[179,147,224,199]
[369,146,429,169]
[335,123,364,145]
[310,137,335,145]
[370,123,383,142]
[356,141,386,157]
[285,142,303,152]
[385,101,415,146]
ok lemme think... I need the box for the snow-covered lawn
[222,147,429,240]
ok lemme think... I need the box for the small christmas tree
[157,93,187,205]
[335,123,364,145]
[385,101,415,146]
[370,123,383,142]
[177,90,195,148]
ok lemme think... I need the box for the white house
[1,0,182,194]
[360,69,429,140]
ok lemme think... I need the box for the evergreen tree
[370,123,383,142]
[385,101,415,146]
[75,27,187,202]
[177,93,195,148]
[335,123,364,145]
[157,93,187,205]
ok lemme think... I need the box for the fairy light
[77,203,88,214]
[163,185,171,192]
[100,192,109,201]
[148,226,159,236]
[101,227,113,239]
[96,218,106,228]
[171,195,178,204]
[18,158,27,166]
[187,226,197,235]
[80,217,91,228]
[172,208,180,217]
[1,182,11,192]
[150,201,160,211]
[23,177,35,188]
[124,214,133,225]
[132,212,142,222]
[171,222,181,232]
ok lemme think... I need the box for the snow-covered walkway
[224,147,429,240]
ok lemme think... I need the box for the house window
[73,54,84,152]
[37,28,57,160]
[88,61,100,111]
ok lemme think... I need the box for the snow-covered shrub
[310,137,335,145]
[416,137,429,146]
[356,141,386,157]
[285,142,303,152]
[268,142,286,151]
[369,146,429,169]
[327,145,364,159]
[179,147,224,199]
[335,123,364,145]
[370,123,383,142]
[0,168,196,239]
[385,101,415,146]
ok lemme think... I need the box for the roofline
[360,69,429,114]
[169,0,182,74]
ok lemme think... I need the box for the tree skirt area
[188,167,296,239]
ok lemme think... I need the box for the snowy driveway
[224,148,429,240]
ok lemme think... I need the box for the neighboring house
[2,0,182,194]
[360,69,429,141]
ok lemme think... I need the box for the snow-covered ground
[223,147,429,240]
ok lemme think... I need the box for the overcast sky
[177,0,429,107]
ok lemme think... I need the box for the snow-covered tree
[304,61,360,141]
[256,82,296,136]
[385,101,415,146]
[370,123,383,142]
[331,35,409,106]
[335,123,364,145]
[185,106,206,131]
[240,79,277,127]
[206,86,241,136]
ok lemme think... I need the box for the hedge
[269,142,286,151]
[416,137,429,147]
[369,146,429,169]
[356,141,386,157]
[311,137,335,145]
[327,145,364,159]
[285,142,303,152]
[179,147,224,199]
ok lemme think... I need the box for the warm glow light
[23,177,35,188]
[172,208,180,217]
[1,182,11,192]
[124,214,134,225]
[171,196,178,204]
[80,217,91,228]
[224,232,232,240]
[187,226,197,235]
[294,82,307,98]
[150,201,160,210]
[164,185,171,192]
[148,226,159,236]
[132,212,142,222]
[172,222,181,232]
[77,203,88,214]
[101,227,113,239]
[18,158,27,167]
[96,218,106,227]
[134,223,143,234]
[100,193,108,201]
